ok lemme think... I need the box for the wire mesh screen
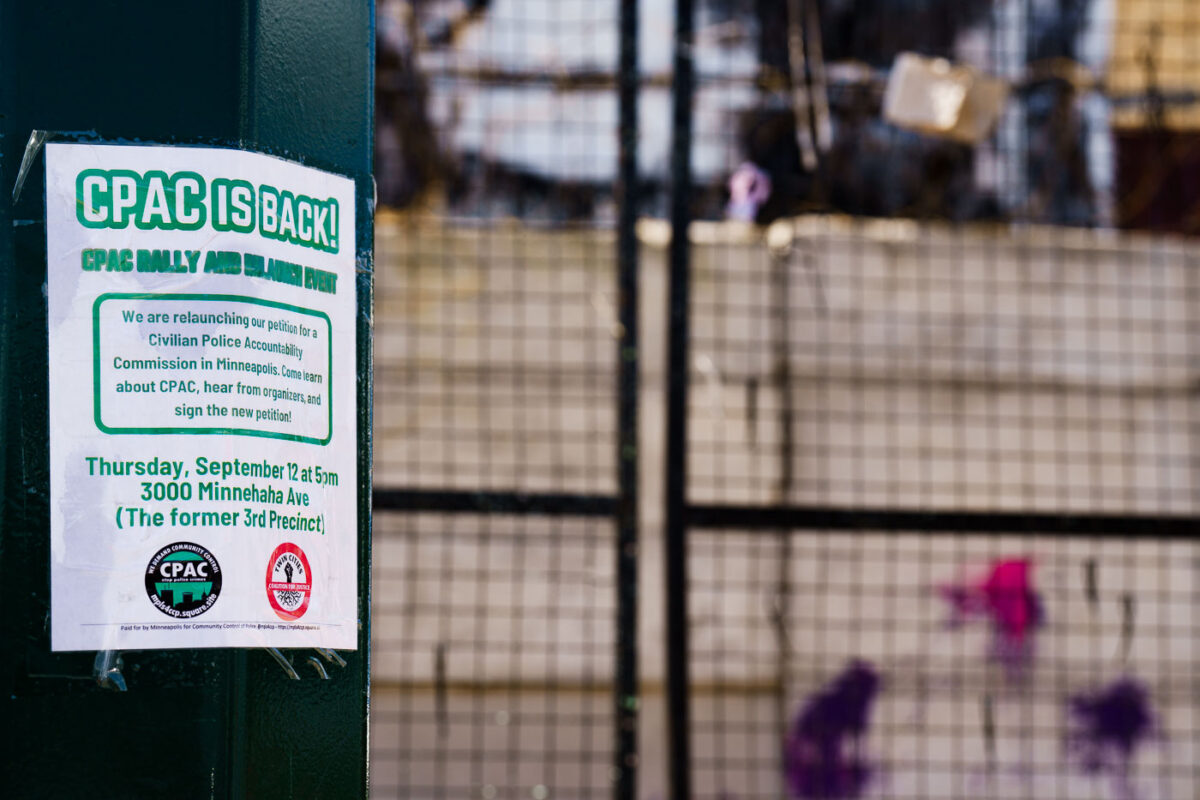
[681,0,1200,232]
[372,512,617,797]
[688,531,1197,800]
[686,223,1200,514]
[674,222,1200,799]
[374,221,617,495]
[672,1,1200,798]
[372,224,621,794]
[371,1,628,797]
[369,0,1200,798]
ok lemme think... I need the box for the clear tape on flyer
[12,129,48,202]
[92,650,127,691]
[89,646,350,689]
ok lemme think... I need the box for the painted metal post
[0,2,373,797]
[665,0,695,798]
[615,1,640,799]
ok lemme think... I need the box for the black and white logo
[144,542,222,618]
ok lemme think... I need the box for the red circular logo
[265,543,313,621]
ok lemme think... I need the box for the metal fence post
[0,2,373,796]
[616,0,641,799]
[666,0,695,797]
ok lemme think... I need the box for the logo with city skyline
[144,542,222,618]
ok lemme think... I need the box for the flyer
[46,142,357,650]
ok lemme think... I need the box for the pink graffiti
[941,558,1043,677]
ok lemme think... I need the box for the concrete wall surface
[369,215,1198,800]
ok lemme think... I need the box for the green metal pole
[0,2,373,797]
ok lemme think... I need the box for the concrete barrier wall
[371,216,1198,799]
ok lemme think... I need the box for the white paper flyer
[46,142,357,650]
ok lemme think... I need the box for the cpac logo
[145,542,222,618]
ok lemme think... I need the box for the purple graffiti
[941,558,1044,676]
[784,660,881,799]
[1068,678,1155,798]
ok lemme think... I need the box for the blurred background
[369,1,1198,798]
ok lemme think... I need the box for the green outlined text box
[92,293,332,444]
